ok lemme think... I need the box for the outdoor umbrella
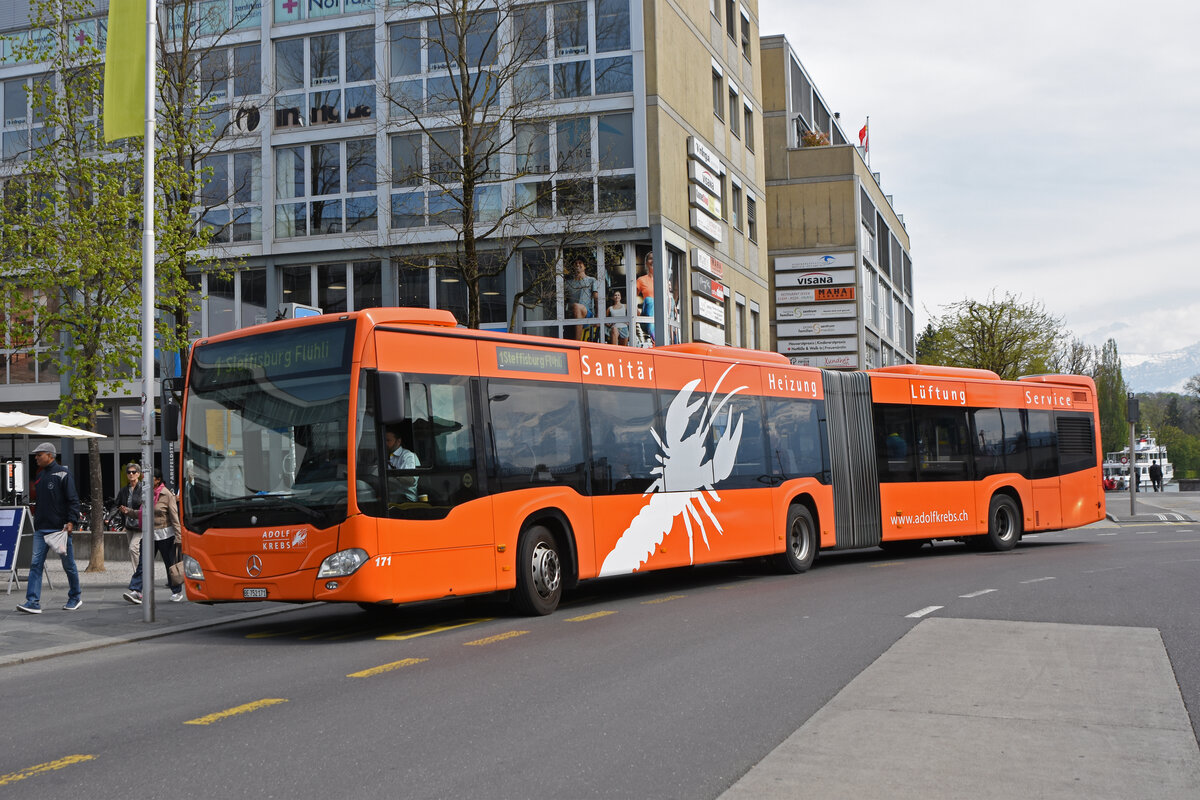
[0,411,106,439]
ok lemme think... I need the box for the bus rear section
[861,366,1104,551]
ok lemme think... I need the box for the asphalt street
[1,491,1197,797]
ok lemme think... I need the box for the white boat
[1103,431,1174,490]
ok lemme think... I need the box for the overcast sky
[760,1,1200,357]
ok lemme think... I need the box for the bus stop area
[1,552,305,668]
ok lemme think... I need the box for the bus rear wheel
[984,494,1021,551]
[512,524,563,616]
[775,505,817,574]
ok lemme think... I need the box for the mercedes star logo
[246,555,263,578]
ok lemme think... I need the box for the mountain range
[1122,342,1200,394]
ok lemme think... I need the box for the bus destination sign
[497,347,570,375]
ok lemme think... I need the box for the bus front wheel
[775,505,817,574]
[512,524,563,616]
[984,495,1021,551]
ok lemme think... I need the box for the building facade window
[275,137,377,237]
[275,29,375,130]
[746,195,756,242]
[712,69,723,120]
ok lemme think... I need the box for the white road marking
[959,589,996,599]
[1020,576,1056,584]
[906,606,943,619]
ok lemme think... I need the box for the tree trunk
[85,418,107,571]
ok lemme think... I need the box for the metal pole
[1128,421,1136,517]
[140,0,158,623]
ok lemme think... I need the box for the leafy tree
[1093,338,1128,456]
[1158,425,1200,480]
[1053,337,1096,376]
[917,292,1064,380]
[0,0,145,569]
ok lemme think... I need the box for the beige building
[761,34,914,369]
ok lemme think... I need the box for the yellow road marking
[184,698,288,726]
[642,594,686,605]
[0,755,96,786]
[464,630,529,646]
[376,618,491,641]
[245,629,304,639]
[565,610,616,622]
[348,657,428,678]
[870,561,905,568]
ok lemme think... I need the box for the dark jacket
[31,462,81,532]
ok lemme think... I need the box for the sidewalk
[1105,488,1200,523]
[1,556,308,667]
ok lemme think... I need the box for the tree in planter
[0,0,143,569]
[381,0,638,330]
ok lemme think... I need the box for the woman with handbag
[115,462,144,569]
[122,469,185,604]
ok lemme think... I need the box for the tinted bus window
[487,380,586,493]
[972,408,1005,477]
[915,406,971,482]
[712,393,769,489]
[587,385,657,494]
[1026,410,1057,479]
[1001,408,1027,476]
[874,404,915,482]
[765,398,825,480]
[1056,411,1096,474]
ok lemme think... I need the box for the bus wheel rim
[531,542,561,598]
[790,517,810,560]
[995,507,1013,540]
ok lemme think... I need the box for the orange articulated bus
[176,309,1104,615]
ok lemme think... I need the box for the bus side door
[1027,410,1062,530]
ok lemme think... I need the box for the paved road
[1,494,1198,797]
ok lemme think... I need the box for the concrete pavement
[2,556,308,667]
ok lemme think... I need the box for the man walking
[17,442,83,614]
[1149,460,1164,492]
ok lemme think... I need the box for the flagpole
[139,0,157,623]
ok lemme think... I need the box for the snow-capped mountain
[1123,342,1200,394]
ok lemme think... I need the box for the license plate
[243,587,268,599]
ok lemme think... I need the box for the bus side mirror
[162,401,180,442]
[378,372,405,425]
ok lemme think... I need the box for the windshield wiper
[189,495,328,527]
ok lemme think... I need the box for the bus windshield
[182,321,356,532]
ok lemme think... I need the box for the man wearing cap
[17,442,83,613]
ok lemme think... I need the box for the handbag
[125,507,142,532]
[167,542,185,585]
[45,529,69,555]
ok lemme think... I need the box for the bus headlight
[183,554,204,580]
[318,548,368,578]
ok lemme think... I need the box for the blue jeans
[129,537,182,594]
[26,529,82,608]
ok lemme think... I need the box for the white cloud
[760,1,1200,361]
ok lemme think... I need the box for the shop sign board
[688,161,722,198]
[788,353,860,369]
[778,336,857,354]
[776,286,856,304]
[778,319,858,338]
[775,252,855,271]
[692,296,724,324]
[692,248,726,279]
[687,136,725,175]
[774,269,855,289]
[691,273,727,301]
[776,302,857,321]
[693,320,725,345]
[692,184,722,219]
[690,209,723,243]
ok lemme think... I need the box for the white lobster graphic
[599,364,746,576]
